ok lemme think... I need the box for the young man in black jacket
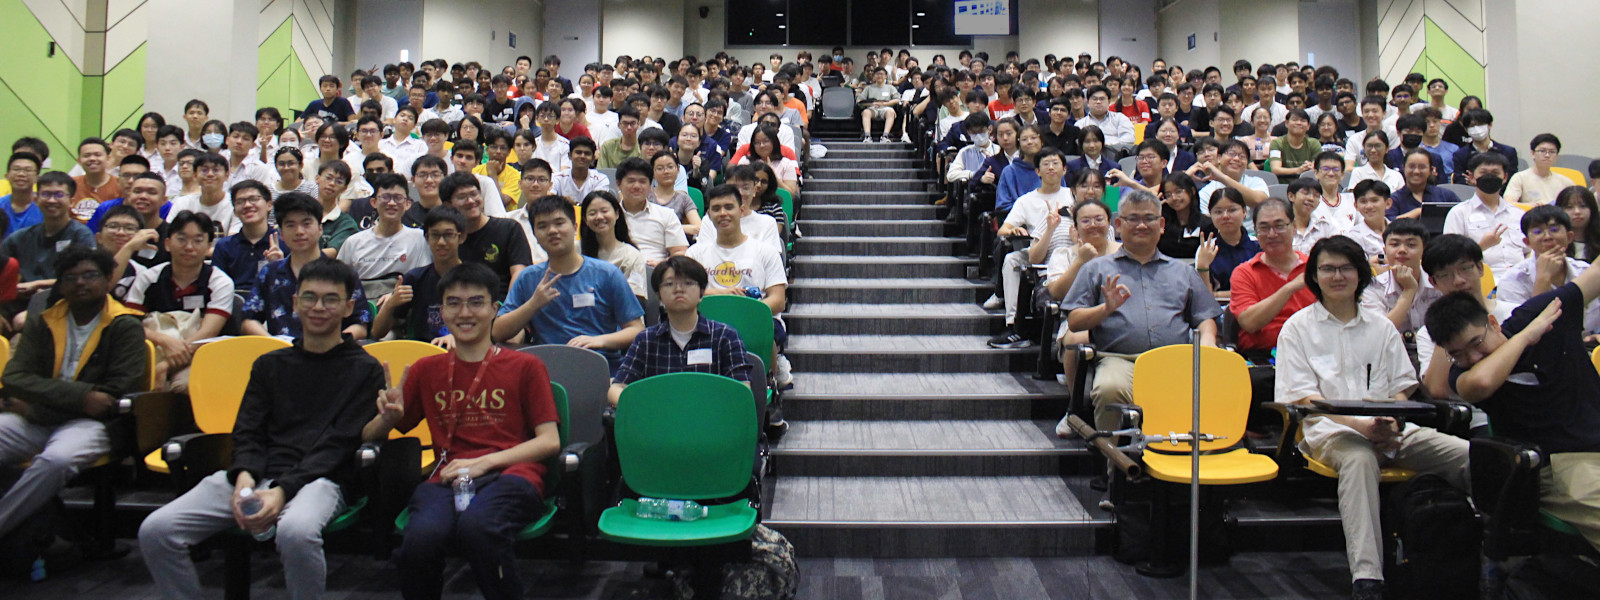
[0,245,147,539]
[139,258,383,600]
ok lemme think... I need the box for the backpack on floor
[1382,472,1481,598]
[1112,477,1233,566]
[0,468,63,579]
[672,524,799,600]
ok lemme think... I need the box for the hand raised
[1195,232,1219,271]
[1102,274,1132,313]
[532,268,563,308]
[375,361,405,426]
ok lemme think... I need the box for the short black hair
[1423,291,1491,349]
[1466,150,1510,174]
[1383,218,1429,243]
[37,171,76,196]
[53,244,114,279]
[615,156,652,183]
[1530,133,1561,153]
[438,172,481,203]
[369,172,409,196]
[438,261,499,298]
[652,255,708,293]
[423,204,467,233]
[273,191,323,224]
[1351,178,1391,200]
[1520,204,1572,236]
[1304,235,1373,301]
[168,210,217,241]
[102,204,143,228]
[229,179,270,205]
[119,155,150,170]
[527,194,575,223]
[1420,233,1483,277]
[704,183,741,208]
[297,257,358,298]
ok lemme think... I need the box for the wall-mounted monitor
[953,0,1012,36]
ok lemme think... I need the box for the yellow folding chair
[143,337,291,474]
[364,340,447,471]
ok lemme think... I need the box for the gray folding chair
[518,344,611,448]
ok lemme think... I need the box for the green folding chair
[598,373,758,547]
[393,383,569,541]
[698,296,775,395]
[687,187,706,216]
[776,188,795,251]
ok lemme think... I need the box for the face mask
[833,54,843,62]
[202,133,225,149]
[1468,125,1490,142]
[1401,134,1422,148]
[1475,175,1504,195]
[971,133,990,147]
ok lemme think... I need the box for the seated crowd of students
[0,44,1597,599]
[912,50,1600,599]
[0,51,809,599]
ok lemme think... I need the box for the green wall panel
[1422,17,1485,108]
[257,15,317,121]
[0,0,88,164]
[101,44,146,136]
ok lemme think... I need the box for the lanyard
[436,346,500,469]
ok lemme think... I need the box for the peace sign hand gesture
[375,361,405,428]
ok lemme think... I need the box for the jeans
[399,474,543,600]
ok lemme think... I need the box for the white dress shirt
[1075,111,1136,146]
[1494,255,1600,333]
[1276,303,1419,452]
[1443,195,1528,275]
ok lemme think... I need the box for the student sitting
[579,191,648,299]
[211,180,278,295]
[1277,235,1468,600]
[312,161,360,258]
[991,148,1073,349]
[610,255,753,406]
[1494,205,1600,337]
[551,136,610,201]
[1290,179,1346,254]
[242,193,372,339]
[0,246,146,541]
[1157,172,1212,259]
[1231,197,1318,356]
[1358,218,1438,334]
[98,204,151,300]
[1191,139,1271,218]
[1062,190,1221,430]
[995,124,1049,213]
[687,185,790,383]
[374,206,466,348]
[140,258,384,600]
[1345,180,1392,259]
[3,171,97,331]
[1558,186,1600,263]
[614,157,689,267]
[125,210,234,392]
[363,262,560,600]
[1503,133,1575,205]
[1443,151,1528,276]
[1195,187,1259,293]
[1428,267,1600,557]
[338,174,432,300]
[438,172,533,298]
[493,196,645,371]
[170,152,239,235]
[1388,148,1460,221]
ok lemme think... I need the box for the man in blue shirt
[3,152,41,238]
[493,196,644,371]
[609,255,751,406]
[211,180,278,295]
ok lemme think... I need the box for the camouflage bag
[671,525,798,600]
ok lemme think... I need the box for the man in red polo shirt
[1230,197,1317,355]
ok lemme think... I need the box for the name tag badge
[1268,149,1282,159]
[572,293,596,308]
[138,248,158,259]
[1468,214,1488,225]
[182,295,204,311]
[56,240,70,252]
[687,348,713,365]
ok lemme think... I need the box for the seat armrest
[161,432,234,491]
[124,390,194,459]
[561,442,591,473]
[1261,403,1309,468]
[1422,399,1475,437]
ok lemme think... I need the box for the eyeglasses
[1318,166,1343,174]
[1136,154,1161,163]
[414,171,443,181]
[1257,222,1292,235]
[102,223,140,234]
[1534,149,1558,157]
[296,293,347,309]
[58,271,106,284]
[427,231,460,242]
[1077,215,1108,225]
[1211,206,1243,216]
[523,176,552,185]
[658,279,700,290]
[442,296,493,311]
[1316,264,1358,276]
[1119,214,1161,225]
[37,191,69,201]
[375,193,409,205]
[170,235,209,248]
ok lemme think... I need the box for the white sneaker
[982,294,1003,309]
[900,133,912,143]
[862,134,873,143]
[774,354,795,388]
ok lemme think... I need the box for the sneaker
[982,294,1003,309]
[900,133,913,143]
[862,134,873,143]
[774,354,795,389]
[1351,579,1384,600]
[988,329,1034,349]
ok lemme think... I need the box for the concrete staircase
[765,138,1104,557]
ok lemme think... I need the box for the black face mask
[1401,134,1422,148]
[1476,175,1505,195]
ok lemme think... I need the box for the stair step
[788,277,989,304]
[808,158,921,169]
[773,420,1084,476]
[791,255,975,279]
[796,190,936,206]
[808,168,924,180]
[787,335,1036,373]
[766,475,1103,557]
[803,204,940,220]
[785,372,1069,420]
[797,219,945,238]
[794,236,963,257]
[805,179,930,192]
[814,148,915,160]
[784,303,998,335]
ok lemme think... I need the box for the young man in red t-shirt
[363,262,560,600]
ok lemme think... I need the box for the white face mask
[970,132,991,147]
[1468,125,1490,142]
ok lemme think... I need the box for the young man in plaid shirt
[608,255,751,405]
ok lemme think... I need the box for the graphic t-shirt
[460,217,533,298]
[686,236,786,294]
[338,226,432,280]
[398,349,559,493]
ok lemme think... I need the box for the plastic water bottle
[238,487,275,541]
[743,286,764,299]
[635,498,708,521]
[453,468,475,512]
